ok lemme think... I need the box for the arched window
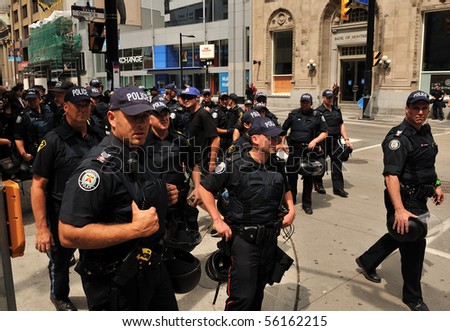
[343,8,368,24]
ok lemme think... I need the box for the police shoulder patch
[16,115,22,124]
[388,139,401,151]
[212,112,218,119]
[37,139,46,153]
[170,113,176,119]
[214,162,226,174]
[78,169,101,191]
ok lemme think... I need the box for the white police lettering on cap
[152,101,166,109]
[72,88,89,97]
[126,91,149,102]
[264,120,276,128]
[78,169,100,191]
[413,92,427,98]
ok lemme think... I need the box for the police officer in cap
[31,86,104,311]
[59,86,179,311]
[253,92,280,126]
[356,90,444,311]
[226,109,260,157]
[14,88,54,168]
[281,93,328,214]
[313,89,352,197]
[169,90,190,137]
[199,117,295,310]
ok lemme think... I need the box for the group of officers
[2,77,444,311]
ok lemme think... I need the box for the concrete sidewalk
[9,112,450,311]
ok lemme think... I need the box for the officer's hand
[213,218,232,241]
[23,153,33,162]
[393,209,416,235]
[187,188,201,207]
[131,202,159,237]
[166,184,179,205]
[35,226,54,253]
[307,140,317,150]
[282,210,295,228]
[432,186,444,206]
[345,140,353,149]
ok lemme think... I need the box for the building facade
[252,0,450,115]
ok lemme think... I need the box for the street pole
[179,33,183,88]
[105,0,119,90]
[362,0,376,119]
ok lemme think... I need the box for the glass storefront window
[423,11,450,71]
[273,30,292,75]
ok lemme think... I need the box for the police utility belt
[75,244,164,286]
[400,183,435,200]
[230,220,282,245]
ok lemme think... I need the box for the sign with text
[200,44,215,60]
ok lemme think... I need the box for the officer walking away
[198,117,295,310]
[356,90,444,311]
[313,89,352,197]
[14,88,54,171]
[430,83,445,121]
[58,86,178,311]
[31,86,103,311]
[282,93,328,214]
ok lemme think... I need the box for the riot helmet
[163,248,201,293]
[386,213,428,242]
[338,139,353,162]
[205,248,231,283]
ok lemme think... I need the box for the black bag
[0,154,20,177]
[268,246,294,285]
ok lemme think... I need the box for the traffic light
[88,22,106,53]
[341,0,353,21]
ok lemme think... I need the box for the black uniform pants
[432,102,444,120]
[80,258,178,311]
[286,146,313,207]
[225,235,277,311]
[358,190,428,303]
[313,137,344,191]
[48,213,75,300]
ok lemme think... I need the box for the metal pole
[105,0,119,90]
[362,0,376,119]
[179,33,183,88]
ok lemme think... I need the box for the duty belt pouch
[240,225,265,245]
[268,246,294,285]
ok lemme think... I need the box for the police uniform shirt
[430,89,444,102]
[145,129,193,188]
[282,108,328,144]
[59,134,169,262]
[169,103,190,137]
[201,152,290,225]
[226,133,251,157]
[382,119,438,186]
[32,118,102,208]
[14,105,54,156]
[0,120,10,159]
[315,104,343,137]
[188,106,219,171]
[265,109,280,127]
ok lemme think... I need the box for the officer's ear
[107,110,117,130]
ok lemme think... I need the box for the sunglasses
[182,95,196,100]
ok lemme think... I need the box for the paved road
[7,110,450,311]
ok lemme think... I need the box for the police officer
[87,86,108,135]
[313,89,352,197]
[356,90,444,311]
[211,91,229,128]
[253,92,280,126]
[430,83,444,121]
[31,86,103,311]
[201,88,217,112]
[164,84,177,108]
[216,93,242,154]
[14,88,54,168]
[48,81,75,126]
[198,117,295,311]
[169,92,190,137]
[146,101,201,245]
[282,93,328,214]
[58,86,178,311]
[226,110,260,157]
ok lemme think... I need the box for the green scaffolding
[28,16,81,70]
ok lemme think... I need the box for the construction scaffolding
[27,11,81,78]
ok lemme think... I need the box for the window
[423,11,450,71]
[13,10,19,23]
[344,8,368,24]
[32,1,39,14]
[273,30,292,74]
[22,5,28,19]
[15,29,20,41]
[219,39,228,66]
[341,46,366,56]
[23,25,29,38]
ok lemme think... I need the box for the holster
[401,184,435,200]
[231,220,282,245]
[268,246,294,285]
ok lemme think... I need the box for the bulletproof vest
[170,104,190,136]
[49,124,100,205]
[389,123,438,185]
[227,155,285,224]
[317,106,341,137]
[288,110,319,144]
[22,106,54,149]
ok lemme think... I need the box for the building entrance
[340,60,365,102]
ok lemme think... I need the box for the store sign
[219,73,228,93]
[119,55,143,64]
[200,44,215,60]
[333,31,367,45]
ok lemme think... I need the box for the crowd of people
[0,80,445,311]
